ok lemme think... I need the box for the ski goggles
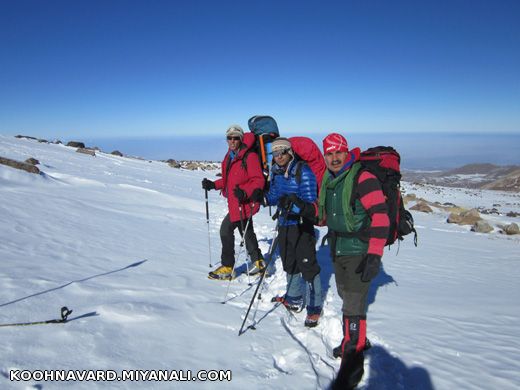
[272,148,291,158]
[226,136,241,141]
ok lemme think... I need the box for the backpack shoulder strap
[294,160,305,184]
[241,150,249,170]
[348,163,364,206]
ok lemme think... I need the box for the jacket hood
[235,133,256,159]
[242,132,256,150]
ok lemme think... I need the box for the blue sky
[1,0,519,139]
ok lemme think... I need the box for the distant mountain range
[402,163,520,192]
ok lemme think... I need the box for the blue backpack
[245,115,280,183]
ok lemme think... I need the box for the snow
[1,134,519,390]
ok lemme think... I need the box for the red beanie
[323,133,348,154]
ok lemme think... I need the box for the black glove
[279,195,291,209]
[233,187,248,203]
[202,178,215,191]
[287,193,305,209]
[355,254,381,282]
[279,193,306,211]
[251,188,265,204]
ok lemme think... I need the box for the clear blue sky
[1,0,519,139]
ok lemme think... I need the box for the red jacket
[214,133,264,223]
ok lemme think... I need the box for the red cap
[323,133,348,154]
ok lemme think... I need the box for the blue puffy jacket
[266,158,317,226]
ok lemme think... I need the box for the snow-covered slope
[1,135,519,390]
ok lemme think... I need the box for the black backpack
[356,146,417,246]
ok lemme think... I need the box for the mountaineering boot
[249,258,266,276]
[331,348,365,390]
[333,338,371,358]
[304,313,321,328]
[208,265,235,280]
[271,296,304,312]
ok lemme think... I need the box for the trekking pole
[247,204,292,328]
[238,204,252,284]
[238,211,284,336]
[0,307,73,327]
[205,187,213,268]
[222,205,254,303]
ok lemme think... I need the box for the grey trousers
[333,254,370,316]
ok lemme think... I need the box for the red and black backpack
[355,146,417,246]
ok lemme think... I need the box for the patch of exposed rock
[183,162,202,170]
[0,156,40,174]
[478,207,500,215]
[471,220,493,233]
[76,148,96,156]
[447,208,482,225]
[166,159,181,168]
[164,160,219,170]
[447,213,463,224]
[66,141,86,148]
[25,158,40,165]
[504,223,519,235]
[402,193,416,204]
[410,201,433,213]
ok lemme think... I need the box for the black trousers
[278,222,320,282]
[220,213,262,267]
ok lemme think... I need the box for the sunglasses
[226,136,241,141]
[272,148,290,158]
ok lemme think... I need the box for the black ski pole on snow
[238,211,284,336]
[0,307,73,327]
[204,187,213,268]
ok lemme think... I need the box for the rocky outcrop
[166,159,181,168]
[163,160,219,170]
[0,156,40,174]
[447,208,482,225]
[447,213,463,224]
[410,201,433,213]
[66,141,86,148]
[478,207,500,215]
[471,221,493,233]
[111,150,123,157]
[183,162,201,170]
[76,148,96,156]
[403,193,416,204]
[25,158,40,165]
[504,223,519,235]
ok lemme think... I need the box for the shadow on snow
[366,345,434,390]
[0,259,148,308]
